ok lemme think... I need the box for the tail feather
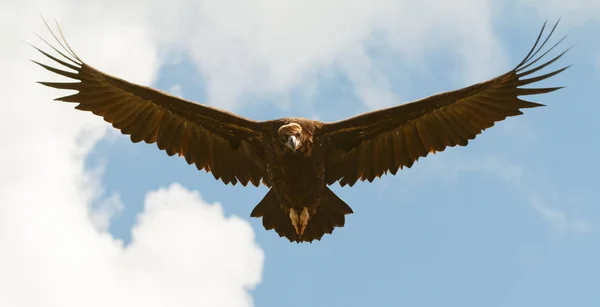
[250,187,353,243]
[250,189,296,239]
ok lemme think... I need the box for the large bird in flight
[33,20,570,243]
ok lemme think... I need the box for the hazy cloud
[421,154,592,234]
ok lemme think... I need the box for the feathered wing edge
[321,19,572,187]
[512,19,572,92]
[30,18,270,187]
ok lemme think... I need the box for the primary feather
[32,19,268,187]
[320,19,571,187]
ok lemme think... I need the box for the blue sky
[93,15,600,307]
[2,1,600,307]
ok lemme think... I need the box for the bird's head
[278,123,304,153]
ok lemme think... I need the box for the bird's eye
[280,135,287,142]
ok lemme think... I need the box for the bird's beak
[287,135,299,153]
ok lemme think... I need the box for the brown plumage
[33,19,570,243]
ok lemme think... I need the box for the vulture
[33,19,570,243]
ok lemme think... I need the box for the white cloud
[144,0,507,110]
[531,196,593,234]
[0,180,263,307]
[121,184,263,307]
[512,0,600,26]
[0,2,263,307]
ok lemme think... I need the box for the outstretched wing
[321,20,570,187]
[32,20,268,187]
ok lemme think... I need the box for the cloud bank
[0,4,262,307]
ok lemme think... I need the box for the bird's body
[249,118,353,242]
[33,19,570,243]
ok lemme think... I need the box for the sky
[1,1,599,307]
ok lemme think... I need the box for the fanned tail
[250,187,353,243]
